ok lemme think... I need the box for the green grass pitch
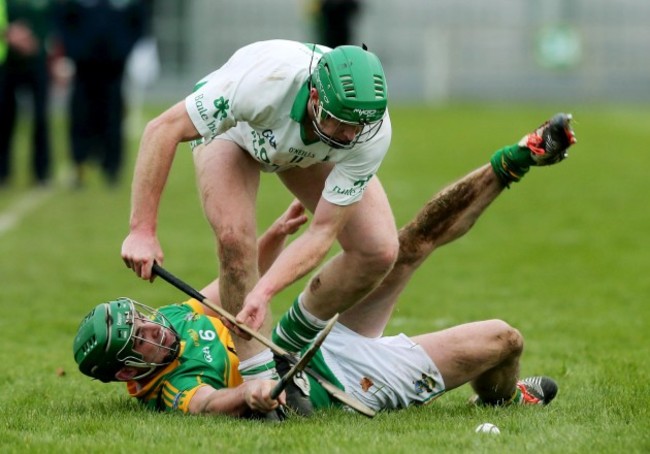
[0,104,648,452]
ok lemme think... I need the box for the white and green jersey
[184,39,392,206]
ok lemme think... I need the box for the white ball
[475,423,501,435]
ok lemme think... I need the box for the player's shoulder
[240,39,330,58]
[231,40,330,77]
[158,299,205,320]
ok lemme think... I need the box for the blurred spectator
[124,6,159,138]
[55,0,148,188]
[316,0,362,48]
[0,0,55,188]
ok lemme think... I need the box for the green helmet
[73,298,179,383]
[311,45,388,148]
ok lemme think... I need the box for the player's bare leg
[411,320,523,401]
[340,112,577,337]
[193,140,272,362]
[274,166,398,352]
[340,164,504,336]
[302,176,399,319]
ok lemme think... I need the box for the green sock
[510,386,524,405]
[238,349,279,381]
[490,144,535,187]
[273,296,327,353]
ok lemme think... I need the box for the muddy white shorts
[320,323,446,411]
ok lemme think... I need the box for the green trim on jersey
[304,349,344,409]
[289,80,319,146]
[291,42,327,146]
[192,80,208,93]
[300,42,326,56]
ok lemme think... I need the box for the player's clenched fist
[121,231,163,282]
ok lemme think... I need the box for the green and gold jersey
[126,299,342,412]
[126,299,241,413]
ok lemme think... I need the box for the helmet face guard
[311,45,388,149]
[311,103,384,150]
[73,298,180,383]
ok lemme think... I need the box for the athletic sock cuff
[297,293,328,329]
[490,144,535,187]
[272,295,326,353]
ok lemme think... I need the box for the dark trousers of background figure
[70,60,126,185]
[319,0,360,48]
[0,56,51,185]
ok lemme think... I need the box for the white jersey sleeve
[184,40,320,144]
[322,113,392,205]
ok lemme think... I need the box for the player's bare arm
[236,198,353,331]
[189,380,286,416]
[121,101,201,281]
[257,200,308,275]
[199,200,308,318]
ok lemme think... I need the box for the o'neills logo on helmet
[354,108,380,122]
[354,108,379,116]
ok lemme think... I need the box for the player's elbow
[146,101,199,144]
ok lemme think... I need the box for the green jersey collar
[290,80,319,145]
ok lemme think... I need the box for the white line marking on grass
[0,188,54,237]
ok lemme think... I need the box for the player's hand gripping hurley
[151,263,376,418]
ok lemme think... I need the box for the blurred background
[2,0,648,191]
[148,0,650,104]
[1,6,649,450]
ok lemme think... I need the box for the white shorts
[320,323,446,411]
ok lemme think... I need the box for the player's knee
[373,233,399,266]
[487,319,524,357]
[363,240,399,275]
[380,239,399,268]
[217,229,256,267]
[217,223,254,246]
